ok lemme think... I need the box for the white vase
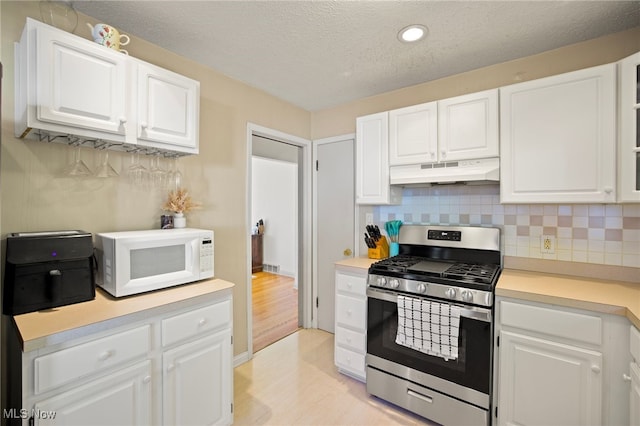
[173,212,186,228]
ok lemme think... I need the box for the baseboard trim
[234,351,251,367]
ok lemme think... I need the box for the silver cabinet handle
[623,373,632,382]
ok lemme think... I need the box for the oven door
[367,287,492,399]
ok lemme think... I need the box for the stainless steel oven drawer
[367,365,489,426]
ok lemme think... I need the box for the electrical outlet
[366,213,374,225]
[541,235,555,254]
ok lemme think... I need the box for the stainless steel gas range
[366,225,501,426]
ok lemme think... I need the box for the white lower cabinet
[334,267,367,381]
[33,361,152,425]
[494,297,631,426]
[498,331,602,425]
[630,326,640,426]
[163,330,232,426]
[18,291,233,426]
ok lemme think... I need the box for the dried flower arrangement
[162,188,201,214]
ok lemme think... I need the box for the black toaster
[3,230,95,315]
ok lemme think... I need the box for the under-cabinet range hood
[389,157,499,186]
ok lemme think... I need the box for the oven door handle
[367,288,492,323]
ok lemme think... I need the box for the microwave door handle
[48,269,62,303]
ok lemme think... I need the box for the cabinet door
[389,102,438,165]
[618,51,640,202]
[35,23,128,135]
[438,89,498,162]
[163,330,232,426]
[500,64,616,203]
[33,361,152,425]
[137,62,200,153]
[356,112,401,204]
[498,331,602,426]
[631,362,640,426]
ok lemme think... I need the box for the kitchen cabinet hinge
[497,335,500,347]
[231,335,233,345]
[316,160,319,171]
[231,403,234,413]
[316,297,319,308]
[495,406,498,418]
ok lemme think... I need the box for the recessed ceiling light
[398,24,428,43]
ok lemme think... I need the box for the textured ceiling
[72,1,640,112]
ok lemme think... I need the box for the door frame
[246,123,312,357]
[312,134,356,329]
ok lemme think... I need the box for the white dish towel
[395,295,461,361]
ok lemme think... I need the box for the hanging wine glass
[64,144,92,177]
[94,149,119,178]
[166,156,183,191]
[125,150,148,187]
[149,153,167,189]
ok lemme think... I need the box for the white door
[34,361,152,425]
[315,137,355,332]
[163,330,232,426]
[498,331,602,426]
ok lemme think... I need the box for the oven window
[367,296,491,394]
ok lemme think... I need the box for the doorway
[247,124,312,357]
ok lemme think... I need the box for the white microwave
[94,228,214,297]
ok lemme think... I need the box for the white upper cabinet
[388,89,498,166]
[137,61,200,154]
[500,64,617,203]
[15,18,132,143]
[438,89,499,162]
[389,102,438,165]
[15,18,200,155]
[356,112,402,205]
[618,51,640,203]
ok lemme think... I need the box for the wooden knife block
[368,236,389,259]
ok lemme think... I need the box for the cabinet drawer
[336,272,367,296]
[336,294,366,330]
[335,346,366,377]
[500,301,602,346]
[631,325,640,363]
[162,300,231,347]
[34,325,150,394]
[335,326,366,353]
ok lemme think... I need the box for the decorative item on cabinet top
[14,18,200,157]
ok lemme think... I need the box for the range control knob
[461,290,474,303]
[377,277,387,287]
[389,279,400,289]
[416,283,427,294]
[445,288,457,299]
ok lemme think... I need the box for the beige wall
[311,26,640,139]
[0,2,311,357]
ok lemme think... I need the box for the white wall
[251,156,298,279]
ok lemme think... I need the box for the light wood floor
[234,329,435,425]
[252,271,299,353]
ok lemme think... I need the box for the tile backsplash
[374,185,640,268]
